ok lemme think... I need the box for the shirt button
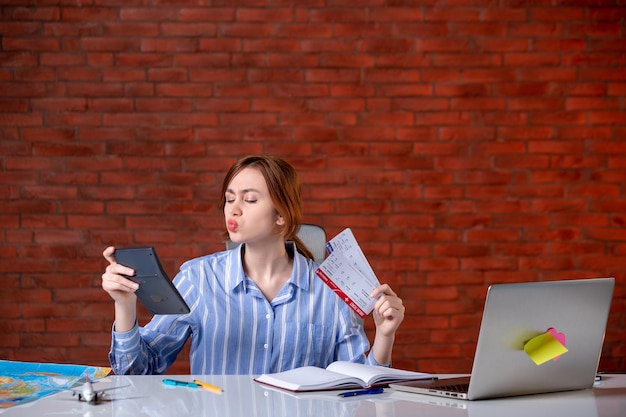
[265,314,271,319]
[264,343,269,349]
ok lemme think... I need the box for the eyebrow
[225,188,261,194]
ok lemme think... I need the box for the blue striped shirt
[109,243,378,375]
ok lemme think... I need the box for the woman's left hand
[370,284,405,337]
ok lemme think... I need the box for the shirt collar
[225,241,311,294]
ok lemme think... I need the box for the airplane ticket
[316,228,380,317]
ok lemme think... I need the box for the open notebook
[390,278,614,400]
[254,361,432,392]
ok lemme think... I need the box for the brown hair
[219,155,314,260]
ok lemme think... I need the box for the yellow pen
[192,379,223,394]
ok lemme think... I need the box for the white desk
[1,374,625,417]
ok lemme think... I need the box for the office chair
[225,224,327,264]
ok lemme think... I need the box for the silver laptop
[390,278,614,400]
[389,388,599,417]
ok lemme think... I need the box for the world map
[0,360,111,409]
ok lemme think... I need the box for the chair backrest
[294,224,327,264]
[225,224,327,264]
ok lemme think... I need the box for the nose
[228,198,242,216]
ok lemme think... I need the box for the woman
[102,155,404,374]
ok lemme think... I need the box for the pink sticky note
[546,327,566,360]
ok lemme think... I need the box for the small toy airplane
[70,376,127,404]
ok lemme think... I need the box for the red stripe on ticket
[315,268,367,318]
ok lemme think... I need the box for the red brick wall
[1,2,625,374]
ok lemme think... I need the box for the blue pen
[163,378,200,388]
[338,386,384,397]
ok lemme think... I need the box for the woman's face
[224,167,284,245]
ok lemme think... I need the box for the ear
[276,215,285,226]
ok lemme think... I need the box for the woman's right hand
[102,246,139,303]
[101,246,139,332]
